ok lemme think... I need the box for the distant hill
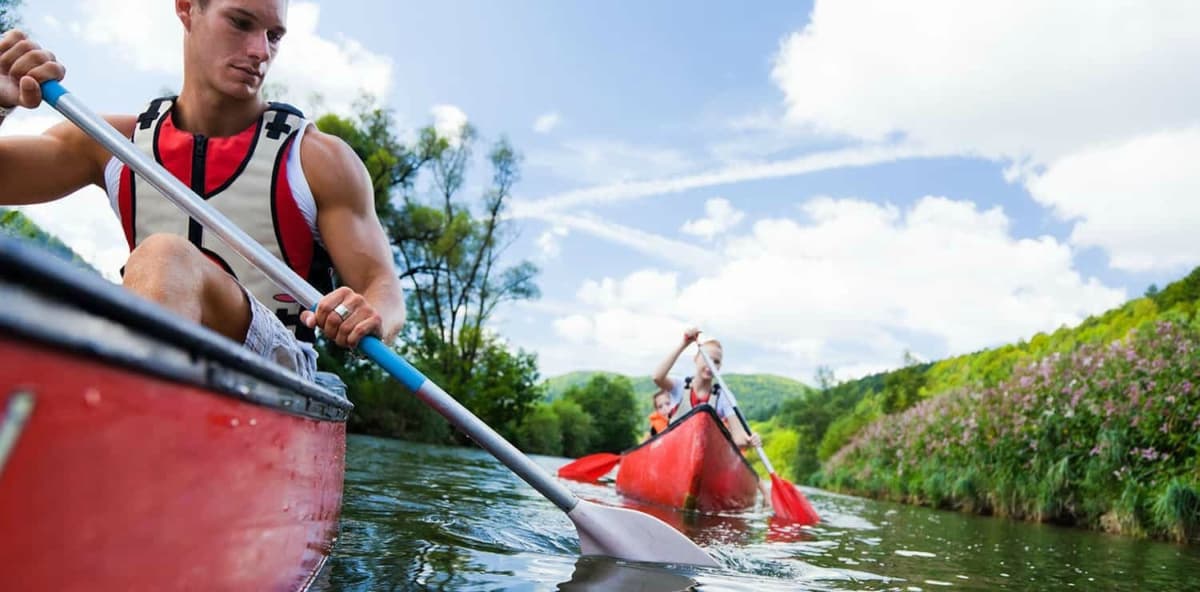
[0,208,98,273]
[541,370,813,421]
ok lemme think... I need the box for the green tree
[880,350,929,414]
[515,403,563,456]
[315,104,542,442]
[564,375,639,453]
[551,398,596,458]
[0,0,21,32]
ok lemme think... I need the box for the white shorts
[241,288,319,381]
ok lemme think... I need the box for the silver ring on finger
[333,303,352,319]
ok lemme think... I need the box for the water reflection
[317,435,1200,591]
[557,557,697,592]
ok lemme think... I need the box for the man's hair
[698,338,723,351]
[652,390,670,401]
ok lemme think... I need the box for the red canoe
[615,405,759,513]
[0,236,349,591]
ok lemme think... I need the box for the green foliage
[514,403,563,457]
[1149,267,1200,313]
[1,209,98,273]
[542,370,812,421]
[552,398,597,458]
[0,0,20,32]
[514,398,597,457]
[315,103,542,444]
[562,374,640,453]
[820,316,1200,542]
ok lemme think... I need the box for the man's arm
[0,29,118,205]
[0,121,117,205]
[299,127,405,348]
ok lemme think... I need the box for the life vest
[668,376,751,445]
[115,96,334,343]
[667,376,721,423]
[648,411,669,436]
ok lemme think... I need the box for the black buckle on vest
[265,109,292,140]
[137,97,171,130]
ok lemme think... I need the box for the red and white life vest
[112,96,333,342]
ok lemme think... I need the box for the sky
[6,0,1200,384]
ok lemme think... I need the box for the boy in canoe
[651,327,762,450]
[645,389,672,439]
[0,0,404,381]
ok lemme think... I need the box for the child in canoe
[645,389,672,439]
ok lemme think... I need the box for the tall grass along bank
[819,315,1200,542]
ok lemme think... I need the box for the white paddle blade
[567,499,718,567]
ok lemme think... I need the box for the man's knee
[124,231,204,280]
[123,234,207,301]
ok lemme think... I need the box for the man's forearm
[364,280,405,343]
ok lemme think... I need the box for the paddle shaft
[42,81,579,514]
[695,343,776,475]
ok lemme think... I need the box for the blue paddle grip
[40,80,67,106]
[358,335,427,393]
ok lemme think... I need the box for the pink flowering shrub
[820,317,1200,541]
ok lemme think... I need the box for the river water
[314,435,1199,591]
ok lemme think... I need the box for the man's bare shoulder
[298,127,369,207]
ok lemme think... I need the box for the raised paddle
[40,80,718,568]
[695,340,820,525]
[557,452,621,482]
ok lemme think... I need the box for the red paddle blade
[557,453,621,482]
[770,473,820,525]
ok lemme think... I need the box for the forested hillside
[542,370,813,421]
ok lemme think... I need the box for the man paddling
[0,0,404,380]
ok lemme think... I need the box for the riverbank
[815,316,1200,543]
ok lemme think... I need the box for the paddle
[694,341,820,525]
[40,80,718,568]
[557,452,621,482]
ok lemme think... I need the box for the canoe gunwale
[0,236,350,422]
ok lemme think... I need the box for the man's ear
[176,0,195,31]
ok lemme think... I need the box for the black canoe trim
[0,235,350,422]
[620,404,759,479]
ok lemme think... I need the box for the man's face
[184,0,288,99]
[654,394,672,416]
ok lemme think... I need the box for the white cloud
[771,0,1200,164]
[513,143,936,218]
[533,111,561,134]
[535,225,569,260]
[74,0,392,115]
[525,139,698,186]
[680,197,745,241]
[552,315,593,345]
[523,211,711,271]
[1026,127,1200,272]
[2,111,127,280]
[770,0,1200,279]
[431,104,468,145]
[577,270,681,317]
[541,195,1125,378]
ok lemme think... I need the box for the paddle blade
[568,499,718,567]
[557,453,621,482]
[769,473,820,526]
